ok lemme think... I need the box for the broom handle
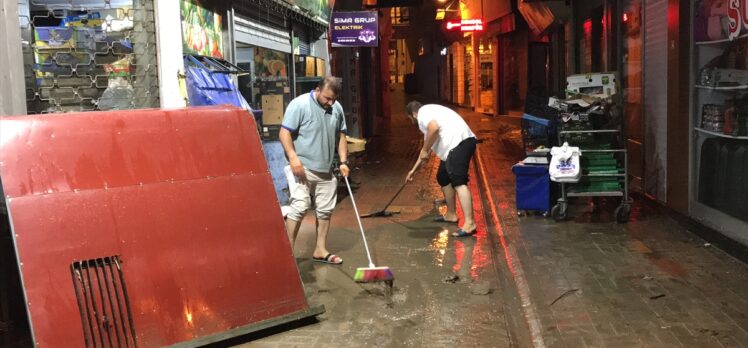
[343,176,375,268]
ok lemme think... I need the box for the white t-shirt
[416,104,476,161]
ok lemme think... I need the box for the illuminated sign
[331,11,379,47]
[728,0,748,40]
[446,18,483,31]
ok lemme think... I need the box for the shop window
[235,46,291,133]
[20,0,160,114]
[391,7,409,25]
[692,1,748,225]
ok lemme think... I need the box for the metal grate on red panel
[70,256,137,348]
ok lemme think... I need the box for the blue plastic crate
[512,163,551,213]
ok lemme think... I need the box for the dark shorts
[436,137,478,187]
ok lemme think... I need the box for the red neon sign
[446,18,484,32]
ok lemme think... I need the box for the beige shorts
[286,167,337,221]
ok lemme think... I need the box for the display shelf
[295,76,323,82]
[695,33,748,45]
[566,191,623,197]
[694,127,748,140]
[695,84,748,91]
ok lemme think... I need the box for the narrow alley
[229,89,748,348]
[3,1,748,347]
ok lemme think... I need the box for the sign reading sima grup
[729,0,748,40]
[331,11,378,47]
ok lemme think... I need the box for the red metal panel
[0,107,310,346]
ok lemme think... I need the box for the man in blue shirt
[279,77,349,264]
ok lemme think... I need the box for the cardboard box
[346,136,366,153]
[305,57,316,77]
[34,27,75,51]
[316,58,325,77]
[34,27,96,52]
[261,94,284,125]
[566,72,617,98]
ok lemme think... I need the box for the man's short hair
[406,101,423,116]
[318,76,343,95]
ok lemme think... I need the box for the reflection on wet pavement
[430,228,449,267]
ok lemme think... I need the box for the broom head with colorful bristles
[354,265,394,283]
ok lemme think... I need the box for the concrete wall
[155,0,187,108]
[667,0,689,213]
[0,1,27,116]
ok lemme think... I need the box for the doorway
[528,43,550,97]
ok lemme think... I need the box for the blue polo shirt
[281,91,347,173]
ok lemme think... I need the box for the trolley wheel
[614,204,631,224]
[551,203,568,222]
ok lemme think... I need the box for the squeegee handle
[380,182,407,212]
[343,176,375,268]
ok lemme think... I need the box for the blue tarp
[183,55,251,109]
[184,55,290,206]
[522,113,552,126]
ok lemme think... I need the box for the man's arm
[422,120,439,154]
[279,127,306,184]
[406,120,439,182]
[337,131,349,177]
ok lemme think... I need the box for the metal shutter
[233,1,291,54]
[234,15,292,54]
[20,0,160,114]
[294,23,310,56]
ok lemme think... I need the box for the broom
[342,175,394,283]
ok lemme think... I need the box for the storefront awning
[517,0,555,35]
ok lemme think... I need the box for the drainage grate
[71,256,137,348]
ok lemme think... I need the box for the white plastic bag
[549,142,582,183]
[280,165,298,218]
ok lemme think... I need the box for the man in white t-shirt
[405,101,479,237]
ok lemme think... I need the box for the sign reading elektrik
[331,11,378,47]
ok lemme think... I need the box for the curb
[473,147,546,348]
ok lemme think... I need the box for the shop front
[232,0,329,138]
[17,0,160,114]
[232,3,293,132]
[690,0,748,243]
[291,21,329,98]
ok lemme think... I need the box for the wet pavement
[228,90,748,348]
